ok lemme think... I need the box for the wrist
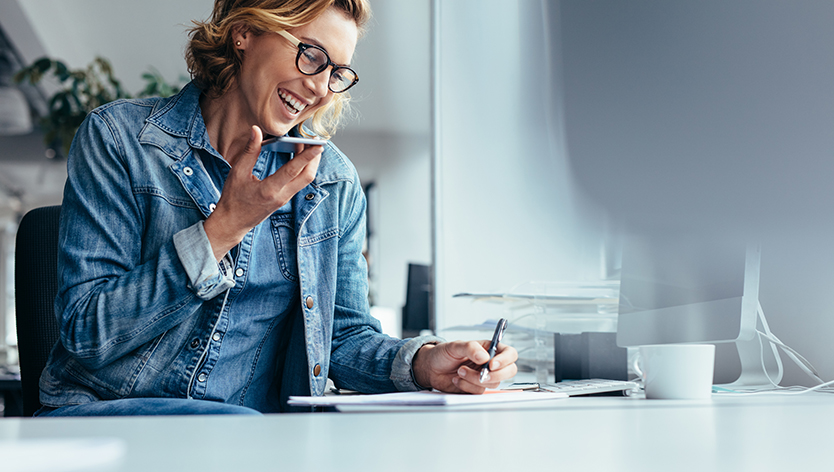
[203,213,246,260]
[411,343,437,390]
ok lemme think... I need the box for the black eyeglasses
[277,30,359,93]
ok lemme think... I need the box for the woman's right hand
[203,125,322,260]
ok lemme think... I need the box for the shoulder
[90,96,161,124]
[82,96,166,141]
[88,82,202,138]
[69,97,162,159]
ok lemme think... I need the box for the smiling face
[233,7,358,137]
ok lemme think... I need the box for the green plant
[14,56,184,156]
[139,67,183,98]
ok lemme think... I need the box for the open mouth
[278,89,307,115]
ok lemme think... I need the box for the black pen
[480,318,508,383]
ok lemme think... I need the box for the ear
[232,24,250,48]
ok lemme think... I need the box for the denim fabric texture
[36,398,262,416]
[40,82,443,413]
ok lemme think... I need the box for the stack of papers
[288,390,567,408]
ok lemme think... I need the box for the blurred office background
[2,0,834,412]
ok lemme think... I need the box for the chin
[262,123,292,138]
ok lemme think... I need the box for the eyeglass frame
[276,29,359,93]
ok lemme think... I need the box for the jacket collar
[139,81,211,160]
[138,81,354,186]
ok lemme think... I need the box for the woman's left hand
[411,340,518,394]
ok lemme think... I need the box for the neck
[200,85,252,167]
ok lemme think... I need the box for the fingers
[245,125,264,157]
[231,125,265,177]
[452,376,487,394]
[469,346,518,383]
[488,343,519,372]
[204,127,322,259]
[451,364,510,393]
[237,126,322,192]
[455,365,502,389]
[444,340,491,365]
[443,340,517,373]
[430,340,518,394]
[262,143,322,191]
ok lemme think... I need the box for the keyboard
[537,379,641,396]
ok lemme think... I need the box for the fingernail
[452,377,459,386]
[457,367,466,378]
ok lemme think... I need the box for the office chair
[14,205,62,417]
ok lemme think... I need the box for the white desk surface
[1,393,832,472]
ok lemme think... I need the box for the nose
[304,70,330,98]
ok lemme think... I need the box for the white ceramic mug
[637,344,715,400]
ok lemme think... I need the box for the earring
[236,40,241,46]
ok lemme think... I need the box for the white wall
[13,0,207,94]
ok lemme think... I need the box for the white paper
[288,390,567,407]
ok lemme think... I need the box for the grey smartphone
[261,136,326,153]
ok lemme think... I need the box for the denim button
[197,373,207,382]
[183,167,193,176]
[235,268,244,277]
[305,296,314,309]
[313,364,321,376]
[305,193,315,201]
[212,332,221,342]
[209,203,216,212]
[190,339,200,349]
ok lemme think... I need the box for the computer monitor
[558,0,834,238]
[615,233,779,386]
[557,0,834,387]
[401,263,430,338]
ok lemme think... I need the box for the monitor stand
[718,303,782,389]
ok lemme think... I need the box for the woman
[37,0,517,416]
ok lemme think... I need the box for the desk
[1,394,831,471]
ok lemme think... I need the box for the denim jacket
[40,82,441,412]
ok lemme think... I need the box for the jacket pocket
[270,213,299,282]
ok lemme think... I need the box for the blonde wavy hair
[186,0,371,139]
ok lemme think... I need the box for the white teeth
[278,90,306,114]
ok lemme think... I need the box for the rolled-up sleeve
[390,335,446,391]
[172,220,235,300]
